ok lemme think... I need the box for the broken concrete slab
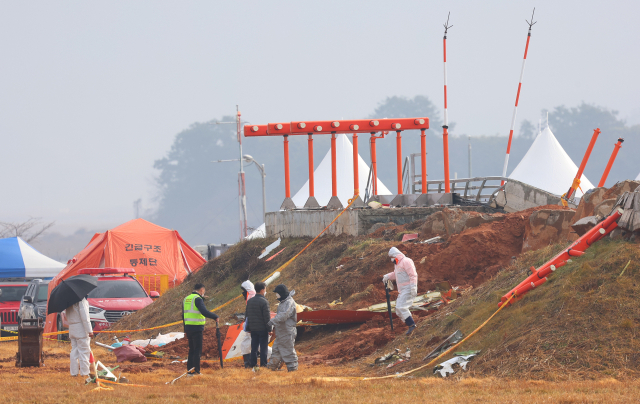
[571,215,599,237]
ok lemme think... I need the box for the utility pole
[213,154,267,225]
[213,106,250,240]
[133,199,142,219]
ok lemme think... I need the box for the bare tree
[0,218,55,242]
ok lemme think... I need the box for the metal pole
[353,133,359,196]
[598,138,624,187]
[501,9,536,185]
[442,14,452,194]
[283,135,291,199]
[420,129,427,194]
[331,132,337,197]
[308,134,315,198]
[237,106,248,239]
[396,131,403,195]
[371,133,378,196]
[565,128,601,200]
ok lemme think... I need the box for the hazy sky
[2,1,639,235]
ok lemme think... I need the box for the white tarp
[509,126,595,197]
[292,134,391,207]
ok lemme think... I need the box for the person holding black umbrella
[48,274,99,377]
[183,283,219,376]
[67,296,93,377]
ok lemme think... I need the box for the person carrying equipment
[383,247,418,336]
[182,283,219,376]
[267,284,298,372]
[66,296,93,377]
[239,280,257,368]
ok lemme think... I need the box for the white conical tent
[509,126,595,197]
[292,134,392,207]
[636,172,640,181]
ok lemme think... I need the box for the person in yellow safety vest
[182,283,219,376]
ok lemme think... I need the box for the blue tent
[0,237,65,279]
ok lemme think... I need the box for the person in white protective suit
[383,247,418,336]
[239,280,256,368]
[267,284,298,371]
[66,297,94,376]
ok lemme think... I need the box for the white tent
[636,172,640,181]
[509,126,595,197]
[292,134,391,207]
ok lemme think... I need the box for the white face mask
[275,293,281,299]
[390,257,395,263]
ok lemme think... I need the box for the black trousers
[250,331,269,367]
[186,330,203,373]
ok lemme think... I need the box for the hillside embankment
[104,181,640,379]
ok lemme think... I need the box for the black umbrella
[47,275,98,314]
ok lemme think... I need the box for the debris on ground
[259,238,281,259]
[424,330,463,360]
[112,345,147,363]
[374,348,411,368]
[433,352,479,377]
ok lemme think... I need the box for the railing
[133,274,169,296]
[418,176,508,202]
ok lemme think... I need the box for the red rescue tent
[44,219,206,333]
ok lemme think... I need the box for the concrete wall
[494,179,563,212]
[266,206,494,238]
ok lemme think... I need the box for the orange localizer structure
[244,118,429,205]
[370,132,385,196]
[308,134,315,197]
[442,16,452,193]
[283,135,291,198]
[396,131,403,194]
[565,128,601,200]
[420,129,427,194]
[598,138,624,187]
[500,207,623,307]
[331,133,338,197]
[352,133,359,196]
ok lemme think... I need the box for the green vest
[183,293,206,326]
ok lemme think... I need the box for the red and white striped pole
[501,9,536,186]
[442,14,452,194]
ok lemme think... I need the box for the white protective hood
[509,126,595,197]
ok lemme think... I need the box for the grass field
[1,342,639,403]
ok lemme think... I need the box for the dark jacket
[182,292,219,333]
[245,294,271,333]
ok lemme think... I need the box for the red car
[0,281,28,335]
[58,268,159,335]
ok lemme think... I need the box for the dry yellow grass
[1,342,639,403]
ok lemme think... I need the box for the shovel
[384,280,394,331]
[216,321,224,369]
